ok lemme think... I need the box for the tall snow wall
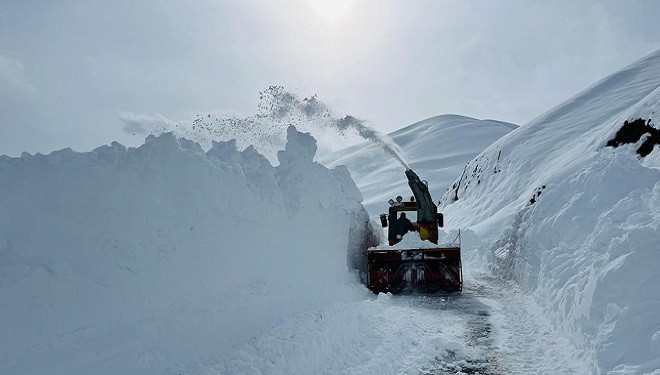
[441,50,660,374]
[0,125,370,374]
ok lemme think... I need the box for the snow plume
[119,86,410,169]
[336,115,410,170]
[0,126,374,374]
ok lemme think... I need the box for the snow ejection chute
[367,169,462,293]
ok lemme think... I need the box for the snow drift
[441,50,660,374]
[0,126,372,374]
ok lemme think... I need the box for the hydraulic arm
[405,169,439,244]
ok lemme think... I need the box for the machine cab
[379,196,444,246]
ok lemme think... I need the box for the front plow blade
[367,247,462,294]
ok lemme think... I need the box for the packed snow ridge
[441,50,660,374]
[0,126,380,374]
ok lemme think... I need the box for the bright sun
[308,0,353,21]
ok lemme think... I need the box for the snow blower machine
[367,169,462,294]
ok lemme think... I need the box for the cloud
[0,54,34,99]
[118,111,176,135]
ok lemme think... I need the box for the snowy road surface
[392,277,588,375]
[216,276,588,375]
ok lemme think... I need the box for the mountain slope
[322,115,517,215]
[441,50,660,373]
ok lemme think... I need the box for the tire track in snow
[415,282,504,375]
[413,277,587,374]
[480,277,589,374]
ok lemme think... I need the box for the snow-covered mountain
[440,50,660,373]
[2,46,659,374]
[322,115,517,215]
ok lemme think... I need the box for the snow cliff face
[322,115,517,216]
[0,126,370,374]
[441,50,660,373]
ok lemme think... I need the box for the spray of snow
[119,86,410,170]
[335,115,410,170]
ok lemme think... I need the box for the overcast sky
[1,0,659,156]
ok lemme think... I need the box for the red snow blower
[367,169,462,293]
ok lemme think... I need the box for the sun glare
[308,0,353,21]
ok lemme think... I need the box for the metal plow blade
[367,247,462,294]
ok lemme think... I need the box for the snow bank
[0,126,372,374]
[441,50,660,373]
